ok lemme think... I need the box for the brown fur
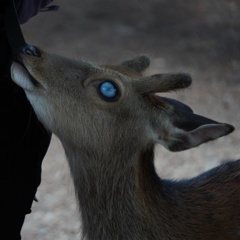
[11,46,238,240]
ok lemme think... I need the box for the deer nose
[22,44,40,57]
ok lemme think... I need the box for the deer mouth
[11,44,43,91]
[11,59,42,91]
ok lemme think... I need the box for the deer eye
[98,81,119,101]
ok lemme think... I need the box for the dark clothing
[14,0,59,24]
[0,1,56,239]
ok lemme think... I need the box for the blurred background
[21,0,240,239]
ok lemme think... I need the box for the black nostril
[23,45,40,57]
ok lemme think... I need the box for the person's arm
[0,1,58,239]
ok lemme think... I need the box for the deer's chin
[11,62,42,91]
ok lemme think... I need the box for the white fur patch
[11,62,35,91]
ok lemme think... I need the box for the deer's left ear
[154,97,235,152]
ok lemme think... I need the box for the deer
[11,44,239,240]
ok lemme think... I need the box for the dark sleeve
[14,0,59,24]
[0,4,52,239]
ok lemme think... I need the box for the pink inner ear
[165,123,234,152]
[186,123,234,146]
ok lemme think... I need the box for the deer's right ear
[120,55,150,73]
[153,97,235,152]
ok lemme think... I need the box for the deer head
[11,46,234,157]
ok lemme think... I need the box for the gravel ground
[20,1,240,239]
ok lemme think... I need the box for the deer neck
[62,140,165,239]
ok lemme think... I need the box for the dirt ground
[20,0,240,239]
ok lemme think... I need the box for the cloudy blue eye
[99,81,119,100]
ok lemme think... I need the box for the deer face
[11,45,234,154]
